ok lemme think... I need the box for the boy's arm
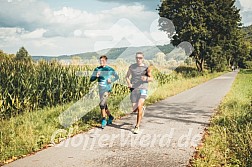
[111,69,119,82]
[90,68,98,82]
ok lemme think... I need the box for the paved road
[5,71,238,167]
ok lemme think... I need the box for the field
[0,57,223,164]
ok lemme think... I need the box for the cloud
[241,11,252,26]
[0,0,49,30]
[0,0,166,56]
[97,0,161,10]
[235,0,244,11]
[236,0,252,26]
[0,0,157,37]
[239,0,252,10]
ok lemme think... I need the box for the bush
[174,66,202,78]
[245,61,252,69]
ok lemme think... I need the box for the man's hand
[107,78,111,83]
[141,76,148,81]
[128,83,132,88]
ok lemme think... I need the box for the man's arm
[146,67,153,82]
[141,66,153,82]
[125,68,132,88]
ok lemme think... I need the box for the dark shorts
[130,88,148,103]
[99,91,109,110]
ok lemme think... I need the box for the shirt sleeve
[111,68,119,82]
[90,67,98,82]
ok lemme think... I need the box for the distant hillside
[32,44,174,61]
[242,25,252,43]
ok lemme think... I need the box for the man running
[126,52,153,134]
[90,55,119,129]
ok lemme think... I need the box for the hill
[242,25,252,43]
[32,44,175,62]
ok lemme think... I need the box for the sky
[0,0,251,56]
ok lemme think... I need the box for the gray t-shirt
[129,63,148,90]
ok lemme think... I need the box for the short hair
[100,55,108,60]
[136,52,144,57]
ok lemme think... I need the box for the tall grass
[192,69,252,166]
[0,59,95,119]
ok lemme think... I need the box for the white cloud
[236,0,252,26]
[0,0,168,56]
[241,11,252,26]
[239,0,252,10]
[21,29,47,39]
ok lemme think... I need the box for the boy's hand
[96,71,100,78]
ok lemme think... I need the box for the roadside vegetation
[191,69,252,167]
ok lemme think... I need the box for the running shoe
[107,115,114,125]
[101,119,107,129]
[131,126,140,134]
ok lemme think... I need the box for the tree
[16,46,31,61]
[71,56,81,65]
[158,0,242,72]
[158,0,208,71]
[205,46,227,72]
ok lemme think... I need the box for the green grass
[0,71,223,165]
[191,69,252,167]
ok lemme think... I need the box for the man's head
[100,55,107,67]
[135,52,144,65]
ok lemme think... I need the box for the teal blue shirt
[90,65,119,93]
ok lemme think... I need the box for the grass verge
[0,71,223,165]
[191,69,252,167]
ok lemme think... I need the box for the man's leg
[132,103,138,113]
[135,98,145,128]
[130,89,139,113]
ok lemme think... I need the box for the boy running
[90,55,119,128]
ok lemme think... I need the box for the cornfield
[0,58,177,120]
[0,59,95,119]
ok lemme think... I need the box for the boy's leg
[100,92,108,128]
[103,94,114,124]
